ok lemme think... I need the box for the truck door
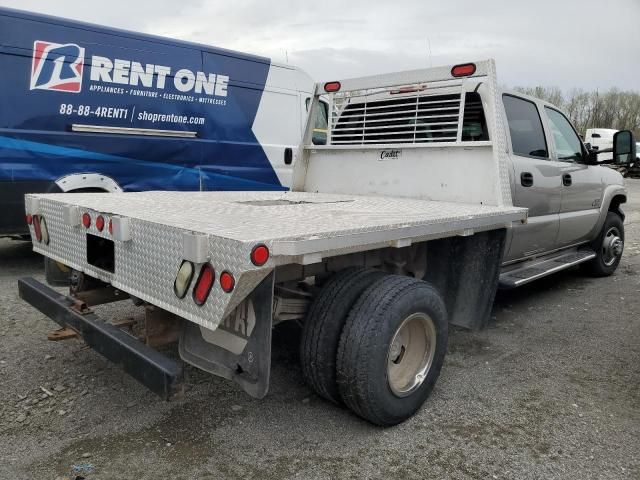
[503,94,562,261]
[543,107,603,246]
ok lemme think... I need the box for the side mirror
[586,149,599,165]
[613,130,636,165]
[312,130,327,145]
[583,142,600,165]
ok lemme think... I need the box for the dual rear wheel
[300,268,448,426]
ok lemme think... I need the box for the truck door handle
[563,173,572,186]
[284,148,293,165]
[520,172,533,187]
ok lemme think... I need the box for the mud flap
[425,229,506,330]
[44,257,71,287]
[178,272,274,398]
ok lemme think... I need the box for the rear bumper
[18,277,182,399]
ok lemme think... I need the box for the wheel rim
[386,312,436,398]
[602,226,623,267]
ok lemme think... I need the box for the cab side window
[544,107,583,162]
[503,94,548,158]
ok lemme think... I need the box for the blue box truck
[0,7,327,236]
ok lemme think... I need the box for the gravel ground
[1,181,639,480]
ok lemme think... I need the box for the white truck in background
[585,128,617,161]
[19,60,635,426]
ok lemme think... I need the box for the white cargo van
[0,7,328,236]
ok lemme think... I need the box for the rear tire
[582,212,624,277]
[337,275,448,426]
[300,267,387,404]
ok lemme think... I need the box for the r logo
[30,40,85,93]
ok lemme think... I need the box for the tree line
[513,86,640,139]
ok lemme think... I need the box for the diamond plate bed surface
[32,191,525,245]
[27,191,525,331]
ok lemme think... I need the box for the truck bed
[26,191,525,330]
[33,190,525,254]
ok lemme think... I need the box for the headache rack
[294,59,513,209]
[323,62,493,146]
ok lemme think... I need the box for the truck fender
[592,185,627,237]
[55,173,123,193]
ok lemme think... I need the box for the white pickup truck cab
[19,60,635,426]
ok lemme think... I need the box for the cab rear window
[462,92,489,141]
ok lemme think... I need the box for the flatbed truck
[18,60,634,425]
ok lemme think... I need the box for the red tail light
[33,215,42,242]
[324,81,341,93]
[26,214,33,225]
[250,244,269,266]
[193,263,215,305]
[219,271,235,293]
[108,218,113,234]
[82,213,91,228]
[451,63,476,77]
[96,215,105,232]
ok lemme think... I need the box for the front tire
[582,212,624,277]
[337,275,448,426]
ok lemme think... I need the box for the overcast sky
[2,0,639,90]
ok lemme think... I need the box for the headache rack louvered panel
[330,85,465,146]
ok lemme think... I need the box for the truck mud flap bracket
[179,272,274,399]
[18,277,183,399]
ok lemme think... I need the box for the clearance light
[324,81,341,93]
[451,63,476,77]
[219,271,235,293]
[96,215,105,232]
[33,215,42,242]
[82,212,91,228]
[40,216,49,245]
[390,84,428,95]
[26,214,33,225]
[193,263,215,305]
[174,260,195,299]
[108,218,113,235]
[251,244,269,266]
